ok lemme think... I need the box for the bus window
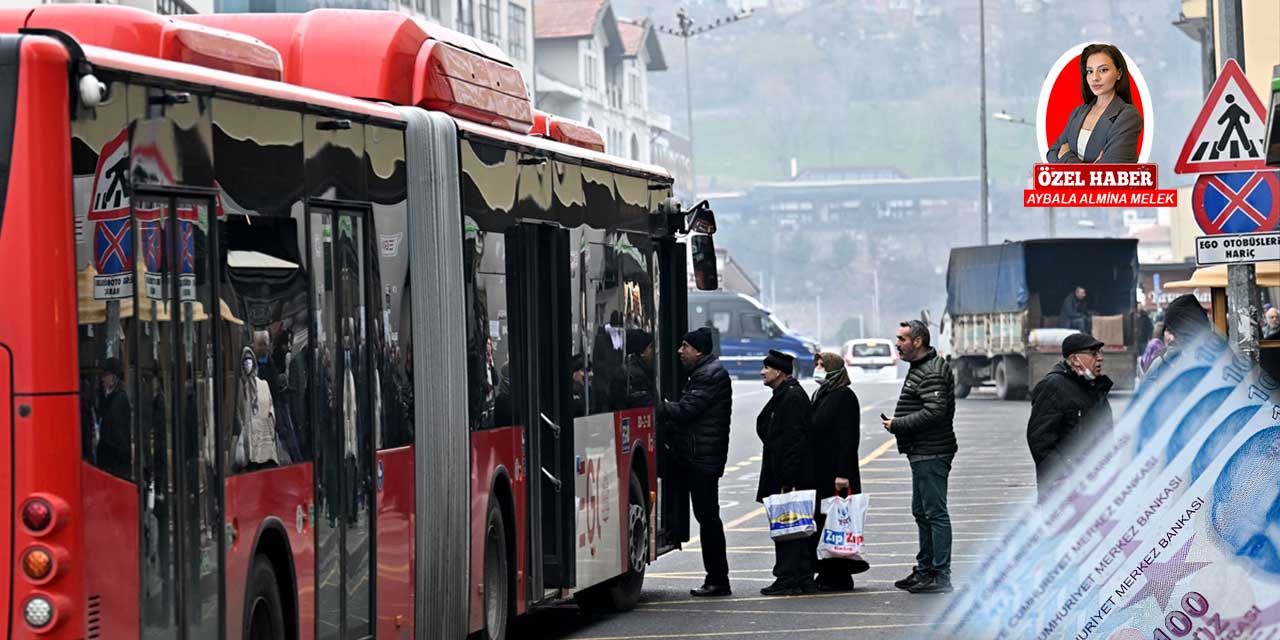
[584,236,623,415]
[220,212,311,472]
[619,232,657,409]
[368,125,412,450]
[463,217,514,430]
[74,73,134,483]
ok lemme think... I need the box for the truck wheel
[482,499,512,640]
[952,361,971,399]
[995,359,1027,401]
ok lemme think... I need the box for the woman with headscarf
[807,351,865,591]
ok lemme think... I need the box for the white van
[842,338,898,371]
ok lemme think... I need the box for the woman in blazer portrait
[1046,43,1143,164]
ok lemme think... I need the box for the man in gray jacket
[883,320,957,594]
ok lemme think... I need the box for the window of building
[607,64,622,109]
[583,40,599,91]
[458,0,475,35]
[479,0,501,46]
[507,3,527,60]
[627,66,642,107]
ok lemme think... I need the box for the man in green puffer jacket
[882,319,957,594]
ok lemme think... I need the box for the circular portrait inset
[1037,42,1152,164]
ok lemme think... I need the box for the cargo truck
[943,239,1140,399]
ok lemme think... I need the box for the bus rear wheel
[245,555,286,640]
[482,499,511,640]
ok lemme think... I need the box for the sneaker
[893,570,926,591]
[760,581,802,597]
[690,583,732,598]
[907,574,954,594]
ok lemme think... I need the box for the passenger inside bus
[235,341,281,471]
[94,356,133,480]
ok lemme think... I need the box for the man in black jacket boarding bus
[657,327,733,597]
[883,320,957,594]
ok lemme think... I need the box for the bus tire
[245,555,287,640]
[575,471,647,613]
[482,499,512,640]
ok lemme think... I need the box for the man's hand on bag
[834,477,849,492]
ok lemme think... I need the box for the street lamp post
[992,110,1055,238]
[978,0,989,245]
[656,7,754,199]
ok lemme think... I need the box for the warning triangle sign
[1175,58,1268,174]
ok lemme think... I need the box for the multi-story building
[533,0,666,162]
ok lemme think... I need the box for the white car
[843,338,898,371]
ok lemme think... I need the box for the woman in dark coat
[755,350,815,596]
[808,352,866,591]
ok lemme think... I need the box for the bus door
[655,237,690,549]
[509,223,576,593]
[309,206,375,639]
[131,191,224,640]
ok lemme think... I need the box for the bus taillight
[21,546,55,582]
[20,498,53,534]
[22,594,55,630]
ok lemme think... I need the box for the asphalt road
[516,368,1119,639]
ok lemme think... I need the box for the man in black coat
[884,320,957,594]
[95,357,133,480]
[657,327,733,597]
[755,349,815,596]
[1027,333,1114,504]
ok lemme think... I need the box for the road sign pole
[1219,0,1261,362]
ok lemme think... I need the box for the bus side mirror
[690,235,719,291]
[685,200,717,234]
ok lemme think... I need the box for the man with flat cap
[755,349,816,596]
[657,327,733,596]
[1026,332,1114,504]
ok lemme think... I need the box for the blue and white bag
[764,489,817,541]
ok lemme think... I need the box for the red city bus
[0,6,716,639]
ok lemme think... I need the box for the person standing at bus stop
[884,320,957,594]
[755,349,815,596]
[657,327,733,597]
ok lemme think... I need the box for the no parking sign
[1191,171,1280,235]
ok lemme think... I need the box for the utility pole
[978,0,990,245]
[1218,0,1260,361]
[656,7,754,199]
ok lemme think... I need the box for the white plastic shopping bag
[764,489,817,541]
[817,493,868,561]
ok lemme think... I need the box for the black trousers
[683,466,730,586]
[773,536,813,585]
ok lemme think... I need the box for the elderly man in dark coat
[755,349,816,596]
[1026,333,1114,504]
[808,351,867,591]
[657,327,733,597]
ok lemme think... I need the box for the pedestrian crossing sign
[1175,58,1268,175]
